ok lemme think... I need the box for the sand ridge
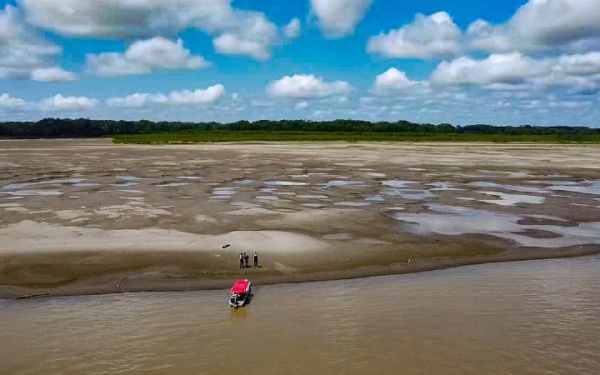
[0,221,330,254]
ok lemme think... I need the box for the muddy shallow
[1,139,600,298]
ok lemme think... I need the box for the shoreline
[3,139,600,300]
[2,246,598,300]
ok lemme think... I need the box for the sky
[1,0,600,126]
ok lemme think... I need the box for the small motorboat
[229,279,251,308]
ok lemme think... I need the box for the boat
[229,279,251,308]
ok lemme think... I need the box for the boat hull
[229,280,251,308]
[229,292,250,308]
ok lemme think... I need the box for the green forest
[2,118,600,143]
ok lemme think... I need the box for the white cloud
[430,53,541,88]
[87,37,210,77]
[42,95,98,111]
[0,5,67,81]
[310,0,372,39]
[212,12,279,60]
[107,93,156,108]
[267,74,353,99]
[368,12,462,59]
[284,18,301,39]
[18,0,281,60]
[125,37,209,69]
[0,5,21,40]
[86,54,151,77]
[30,67,76,82]
[0,93,27,107]
[555,52,600,76]
[430,52,600,91]
[108,85,226,107]
[467,0,600,53]
[295,101,309,109]
[213,34,271,61]
[373,68,426,94]
[510,0,600,47]
[17,0,229,37]
[166,85,226,105]
[366,1,600,59]
[466,20,513,53]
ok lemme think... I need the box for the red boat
[229,279,251,308]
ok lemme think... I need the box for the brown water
[1,256,599,375]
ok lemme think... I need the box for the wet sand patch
[468,182,545,194]
[479,192,546,206]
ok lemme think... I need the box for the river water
[1,256,599,375]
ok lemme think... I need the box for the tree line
[1,118,599,138]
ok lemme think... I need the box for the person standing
[244,252,250,268]
[239,253,244,269]
[253,252,258,268]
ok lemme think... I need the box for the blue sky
[1,0,600,126]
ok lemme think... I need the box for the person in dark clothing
[253,252,258,268]
[239,253,244,269]
[244,253,250,268]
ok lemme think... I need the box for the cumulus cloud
[213,34,271,61]
[430,53,540,87]
[86,54,151,77]
[167,85,226,105]
[367,1,600,59]
[107,93,156,108]
[373,68,426,94]
[310,0,373,39]
[30,67,76,82]
[430,52,600,91]
[0,93,27,107]
[107,84,226,107]
[18,0,281,60]
[507,0,600,47]
[87,37,210,77]
[213,12,279,60]
[267,75,353,99]
[0,5,71,81]
[467,0,600,53]
[368,12,462,59]
[284,18,301,39]
[42,95,98,111]
[125,37,208,69]
[466,20,513,53]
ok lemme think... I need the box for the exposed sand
[1,139,600,298]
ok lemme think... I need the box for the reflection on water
[468,181,545,193]
[393,204,600,248]
[480,191,545,206]
[1,256,599,375]
[230,306,248,322]
[550,180,600,195]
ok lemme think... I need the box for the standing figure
[239,253,244,269]
[245,252,250,268]
[253,252,258,268]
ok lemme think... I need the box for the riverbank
[1,240,598,299]
[112,132,600,144]
[2,140,600,298]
